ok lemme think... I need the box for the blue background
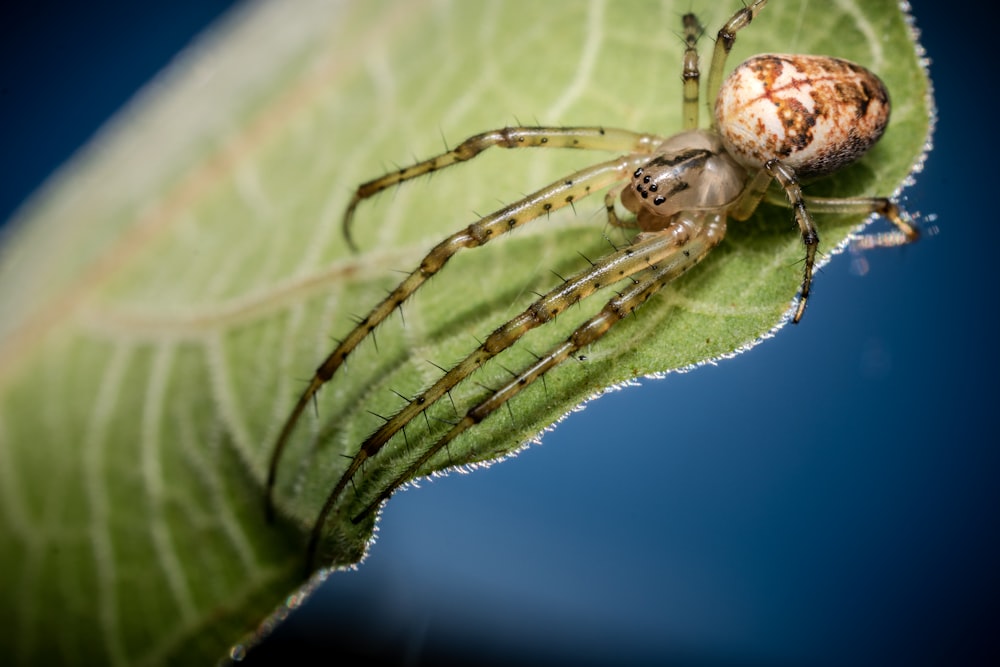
[2,1,995,665]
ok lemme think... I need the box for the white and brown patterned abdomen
[715,54,890,177]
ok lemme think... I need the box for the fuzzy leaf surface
[0,1,931,663]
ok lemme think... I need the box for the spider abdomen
[715,54,890,178]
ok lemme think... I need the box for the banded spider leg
[265,130,663,520]
[305,210,729,564]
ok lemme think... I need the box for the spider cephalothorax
[265,0,918,571]
[620,132,744,231]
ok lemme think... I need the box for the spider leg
[764,159,820,324]
[731,164,918,326]
[342,126,661,250]
[265,153,653,519]
[729,167,773,222]
[603,183,631,229]
[706,0,768,127]
[331,212,727,540]
[681,12,704,130]
[766,192,920,248]
[303,221,707,553]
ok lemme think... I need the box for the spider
[266,0,918,569]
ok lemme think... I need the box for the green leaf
[0,0,931,664]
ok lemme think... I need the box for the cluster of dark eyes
[633,167,667,206]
